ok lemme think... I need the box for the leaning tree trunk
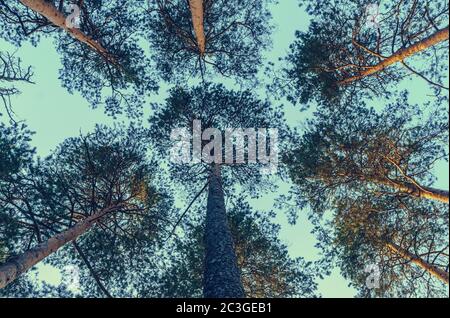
[18,0,116,65]
[203,165,245,298]
[339,26,449,85]
[389,183,449,204]
[387,242,449,285]
[374,177,449,204]
[188,0,206,56]
[0,206,116,289]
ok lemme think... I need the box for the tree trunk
[188,0,206,55]
[374,178,449,204]
[0,206,115,289]
[387,242,449,285]
[339,26,449,85]
[203,165,245,298]
[18,0,116,65]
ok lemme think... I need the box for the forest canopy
[0,0,448,299]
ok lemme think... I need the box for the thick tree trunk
[374,178,449,204]
[0,206,115,289]
[339,26,449,85]
[387,242,449,284]
[203,165,245,298]
[188,0,206,55]
[18,0,116,65]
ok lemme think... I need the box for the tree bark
[203,165,245,298]
[339,26,449,85]
[188,0,206,55]
[18,0,116,65]
[374,177,449,204]
[0,206,115,289]
[387,242,449,285]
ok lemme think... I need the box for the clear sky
[1,0,448,298]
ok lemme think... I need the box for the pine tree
[146,0,274,82]
[155,199,317,298]
[0,125,173,291]
[284,93,449,215]
[148,83,287,297]
[0,0,157,117]
[277,0,449,105]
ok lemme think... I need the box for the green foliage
[0,0,157,117]
[284,92,448,216]
[0,124,175,297]
[0,0,448,299]
[148,83,288,196]
[0,122,35,254]
[282,94,449,297]
[330,193,448,297]
[0,272,75,298]
[155,200,317,298]
[0,122,34,179]
[276,0,449,106]
[146,0,275,83]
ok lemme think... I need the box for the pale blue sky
[1,0,448,298]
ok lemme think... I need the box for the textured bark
[321,173,449,204]
[387,242,449,284]
[0,206,114,289]
[188,0,206,55]
[203,165,245,298]
[374,178,449,204]
[18,0,116,64]
[390,183,449,204]
[339,26,449,85]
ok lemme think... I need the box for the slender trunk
[339,26,449,85]
[72,241,113,298]
[188,0,206,55]
[203,165,245,298]
[0,206,115,289]
[18,0,116,65]
[387,242,449,284]
[373,177,449,204]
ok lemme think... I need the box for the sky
[1,0,448,298]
